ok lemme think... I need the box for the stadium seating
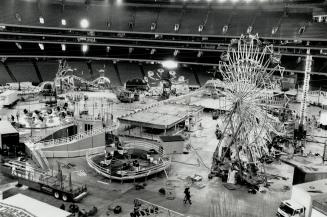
[252,12,283,37]
[134,8,158,32]
[179,8,207,35]
[227,9,257,36]
[197,70,213,86]
[0,62,13,85]
[0,0,39,25]
[279,13,311,38]
[36,60,58,81]
[0,0,320,38]
[66,61,92,80]
[117,62,143,85]
[92,61,121,87]
[202,10,232,35]
[6,61,39,83]
[89,5,133,31]
[302,22,327,39]
[156,8,183,34]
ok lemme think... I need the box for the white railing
[116,89,205,120]
[259,96,287,106]
[36,124,117,148]
[86,141,171,181]
[19,117,76,130]
[36,148,50,169]
[25,141,48,170]
[43,146,105,158]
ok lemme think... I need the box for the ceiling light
[82,44,88,53]
[61,44,66,51]
[162,60,178,69]
[15,42,22,50]
[38,43,44,50]
[61,19,66,26]
[80,18,89,28]
[15,13,22,22]
[39,17,44,24]
[116,0,122,5]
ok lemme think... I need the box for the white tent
[1,194,71,217]
[319,111,327,127]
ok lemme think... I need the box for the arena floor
[0,113,295,217]
[1,97,326,217]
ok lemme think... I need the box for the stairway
[36,148,50,170]
[25,141,50,170]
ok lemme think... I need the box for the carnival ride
[209,34,287,187]
[145,68,189,99]
[54,61,111,92]
[86,140,171,182]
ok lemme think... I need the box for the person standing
[183,187,192,205]
[60,203,65,210]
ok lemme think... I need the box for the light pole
[299,49,312,135]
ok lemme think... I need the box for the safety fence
[86,141,171,181]
[3,160,86,196]
[18,117,76,131]
[259,97,288,106]
[134,198,185,217]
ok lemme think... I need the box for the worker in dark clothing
[60,203,65,210]
[183,187,192,205]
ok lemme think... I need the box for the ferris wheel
[211,34,286,181]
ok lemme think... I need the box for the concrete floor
[3,96,327,217]
[1,113,294,217]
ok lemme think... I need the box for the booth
[159,135,185,154]
[0,121,21,156]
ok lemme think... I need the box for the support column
[299,49,312,127]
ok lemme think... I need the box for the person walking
[183,187,192,205]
